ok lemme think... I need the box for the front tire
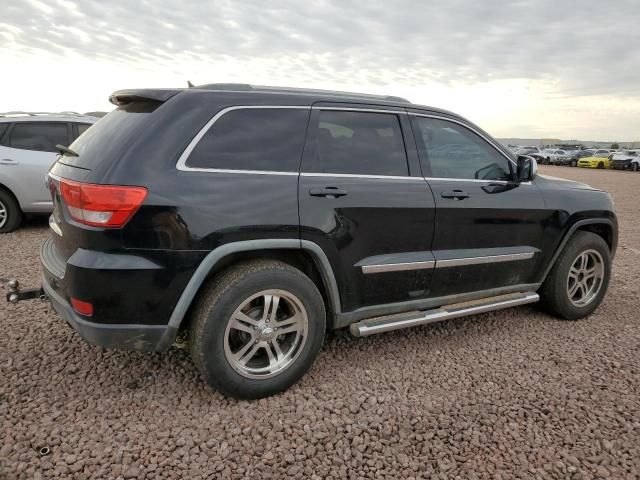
[0,189,22,233]
[570,159,577,167]
[189,260,326,399]
[597,162,604,169]
[539,231,611,320]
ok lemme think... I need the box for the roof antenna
[187,80,195,88]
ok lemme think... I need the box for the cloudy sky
[1,0,639,140]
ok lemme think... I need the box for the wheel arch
[157,239,341,349]
[539,218,617,284]
[0,181,20,205]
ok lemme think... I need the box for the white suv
[0,112,98,232]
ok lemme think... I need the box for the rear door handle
[309,187,348,198]
[441,190,470,200]
[0,158,18,165]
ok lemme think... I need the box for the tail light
[59,178,147,228]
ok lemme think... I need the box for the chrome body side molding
[357,248,537,274]
[435,252,535,268]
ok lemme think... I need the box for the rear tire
[0,189,22,233]
[632,163,639,172]
[189,260,326,399]
[539,231,611,320]
[570,159,577,167]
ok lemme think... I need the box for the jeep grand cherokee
[16,84,617,398]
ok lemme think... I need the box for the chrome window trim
[300,172,423,181]
[174,105,524,182]
[311,106,407,114]
[408,112,517,167]
[435,252,535,269]
[176,105,311,173]
[425,177,532,186]
[361,260,436,274]
[178,167,298,176]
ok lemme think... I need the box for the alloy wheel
[223,289,308,379]
[0,198,7,229]
[566,249,604,307]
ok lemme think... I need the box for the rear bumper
[43,273,173,351]
[611,162,631,170]
[40,236,195,352]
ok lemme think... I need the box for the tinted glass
[412,117,511,180]
[187,108,309,172]
[310,111,408,176]
[9,122,68,152]
[61,101,160,169]
[0,123,8,142]
[77,124,91,136]
[69,123,92,143]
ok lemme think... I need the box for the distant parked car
[611,150,640,171]
[514,147,546,164]
[0,112,97,232]
[542,149,575,166]
[519,146,542,154]
[578,151,611,169]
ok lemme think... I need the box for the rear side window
[69,123,92,143]
[309,110,408,176]
[8,122,69,153]
[77,123,91,136]
[0,123,8,142]
[186,108,310,172]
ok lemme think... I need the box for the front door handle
[441,190,470,200]
[309,187,348,198]
[0,158,18,165]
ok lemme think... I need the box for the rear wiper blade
[56,144,78,157]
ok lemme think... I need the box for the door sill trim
[334,283,542,328]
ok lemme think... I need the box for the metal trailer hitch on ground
[5,279,47,304]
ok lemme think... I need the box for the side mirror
[516,155,537,181]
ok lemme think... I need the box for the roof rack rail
[192,83,411,103]
[0,111,87,118]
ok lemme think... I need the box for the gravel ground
[1,166,639,479]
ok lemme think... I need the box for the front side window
[8,122,69,153]
[411,117,512,180]
[309,110,408,176]
[186,108,310,172]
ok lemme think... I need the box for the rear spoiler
[109,89,182,106]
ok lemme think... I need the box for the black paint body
[41,88,617,351]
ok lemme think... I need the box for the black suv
[26,84,617,398]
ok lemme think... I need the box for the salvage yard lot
[1,166,639,479]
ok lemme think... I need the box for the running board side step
[349,292,539,337]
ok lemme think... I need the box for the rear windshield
[58,101,160,170]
